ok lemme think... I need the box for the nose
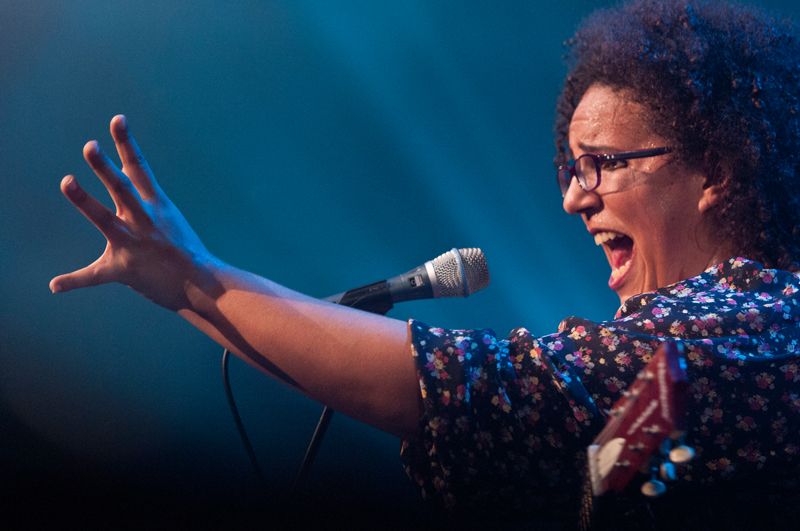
[562,175,601,215]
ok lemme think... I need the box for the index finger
[109,115,161,201]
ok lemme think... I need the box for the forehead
[568,84,661,152]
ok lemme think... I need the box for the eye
[600,159,627,171]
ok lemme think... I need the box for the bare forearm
[179,258,423,440]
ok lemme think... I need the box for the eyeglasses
[556,147,673,197]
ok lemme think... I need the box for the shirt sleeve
[399,320,600,520]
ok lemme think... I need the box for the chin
[611,268,647,305]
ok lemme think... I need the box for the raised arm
[50,116,422,440]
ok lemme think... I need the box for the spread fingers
[60,175,125,241]
[83,140,145,217]
[110,115,160,200]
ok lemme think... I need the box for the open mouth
[594,231,634,284]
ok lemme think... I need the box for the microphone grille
[431,248,490,298]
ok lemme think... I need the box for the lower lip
[608,248,634,291]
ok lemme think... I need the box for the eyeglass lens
[558,155,600,196]
[577,155,599,190]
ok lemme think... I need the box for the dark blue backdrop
[2,0,798,527]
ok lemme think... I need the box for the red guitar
[587,341,694,498]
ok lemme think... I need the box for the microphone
[324,248,490,315]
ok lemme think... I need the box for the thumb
[50,259,115,293]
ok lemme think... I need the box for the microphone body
[324,248,489,314]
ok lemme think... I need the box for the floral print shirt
[400,258,800,527]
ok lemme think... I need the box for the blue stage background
[2,0,798,526]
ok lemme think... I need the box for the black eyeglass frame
[557,147,673,197]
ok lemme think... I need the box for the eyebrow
[576,142,621,154]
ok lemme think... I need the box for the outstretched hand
[50,116,422,438]
[50,115,214,312]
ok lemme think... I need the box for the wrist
[181,253,229,314]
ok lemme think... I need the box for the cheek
[640,179,690,222]
[616,190,674,246]
[614,189,653,223]
[641,195,703,253]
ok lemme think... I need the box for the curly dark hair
[555,0,800,270]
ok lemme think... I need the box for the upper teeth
[594,232,623,246]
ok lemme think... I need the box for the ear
[698,180,725,213]
[698,159,730,214]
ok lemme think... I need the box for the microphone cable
[222,348,269,493]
